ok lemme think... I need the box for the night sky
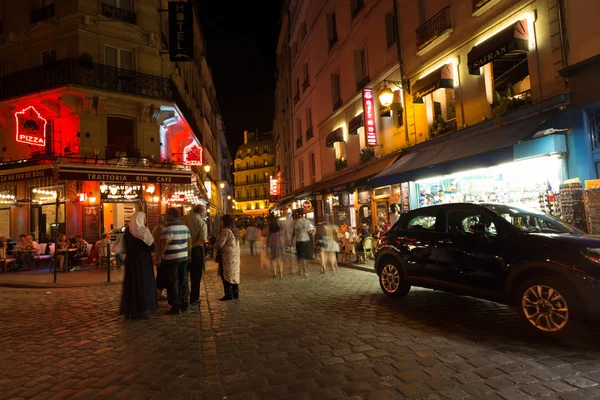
[197,2,283,155]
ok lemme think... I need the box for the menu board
[146,203,161,233]
[401,182,410,213]
[83,205,100,244]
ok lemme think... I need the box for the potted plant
[78,52,93,68]
[360,147,374,164]
[335,157,347,171]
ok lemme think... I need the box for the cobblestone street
[3,246,600,400]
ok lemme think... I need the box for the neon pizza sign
[183,141,203,166]
[15,106,47,147]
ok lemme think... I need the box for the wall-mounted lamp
[146,184,156,194]
[219,182,225,189]
[227,195,231,200]
[378,79,408,107]
[204,164,211,173]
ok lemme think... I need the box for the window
[351,0,365,19]
[245,161,249,168]
[588,109,600,150]
[302,62,310,91]
[326,12,338,49]
[306,108,313,139]
[298,159,305,188]
[254,173,257,183]
[264,159,268,166]
[246,176,249,184]
[254,160,258,168]
[403,210,437,231]
[299,22,307,42]
[263,187,267,197]
[354,48,368,90]
[294,78,300,103]
[106,117,135,158]
[41,49,56,65]
[385,12,397,48]
[331,72,341,110]
[264,144,269,153]
[309,152,316,184]
[447,210,497,236]
[296,119,303,148]
[104,45,133,70]
[104,0,131,10]
[254,189,258,198]
[255,202,259,209]
[292,42,298,59]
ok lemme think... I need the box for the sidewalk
[0,266,123,288]
[283,247,376,273]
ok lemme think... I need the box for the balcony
[105,147,141,160]
[235,179,269,186]
[0,58,172,102]
[31,4,54,23]
[296,137,303,149]
[356,76,370,92]
[305,128,313,141]
[416,6,452,51]
[302,79,309,92]
[237,195,268,202]
[234,163,275,172]
[101,2,137,24]
[472,0,497,14]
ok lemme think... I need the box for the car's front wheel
[379,260,411,298]
[516,277,580,337]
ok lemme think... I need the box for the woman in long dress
[120,211,157,320]
[214,214,241,301]
[267,219,284,278]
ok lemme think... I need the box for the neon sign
[269,176,279,197]
[15,106,47,147]
[183,142,203,166]
[362,88,377,147]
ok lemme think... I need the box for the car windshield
[483,204,583,235]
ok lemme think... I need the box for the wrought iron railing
[472,0,493,13]
[237,195,269,202]
[31,4,54,23]
[105,147,141,160]
[101,3,137,24]
[416,6,452,51]
[296,137,303,149]
[235,179,269,186]
[305,128,314,141]
[0,58,172,102]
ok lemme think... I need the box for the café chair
[0,248,16,273]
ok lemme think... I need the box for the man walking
[159,208,191,315]
[181,204,207,305]
[292,210,312,276]
[245,222,258,256]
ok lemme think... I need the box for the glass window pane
[105,46,118,68]
[120,49,133,70]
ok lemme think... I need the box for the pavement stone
[1,245,600,399]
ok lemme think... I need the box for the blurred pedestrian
[214,214,241,301]
[181,204,207,306]
[245,222,258,255]
[321,222,340,274]
[389,203,401,226]
[119,211,157,320]
[267,219,284,278]
[152,214,168,301]
[292,210,312,276]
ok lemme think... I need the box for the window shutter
[331,74,338,106]
[350,0,358,15]
[385,13,395,48]
[354,50,362,86]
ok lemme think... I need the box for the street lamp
[227,195,231,200]
[219,182,225,189]
[204,164,211,173]
[379,84,394,108]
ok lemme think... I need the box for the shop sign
[0,168,53,183]
[100,183,142,202]
[183,142,203,166]
[15,106,47,147]
[168,193,186,203]
[59,170,191,184]
[168,2,194,62]
[269,176,279,197]
[302,200,312,211]
[362,88,377,147]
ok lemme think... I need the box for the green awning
[412,64,454,101]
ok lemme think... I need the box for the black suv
[374,203,600,337]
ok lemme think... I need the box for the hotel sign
[362,88,377,147]
[168,2,194,62]
[15,106,47,147]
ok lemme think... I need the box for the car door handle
[437,239,453,244]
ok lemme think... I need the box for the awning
[313,152,400,195]
[371,109,559,187]
[326,127,345,147]
[348,114,363,135]
[467,20,529,75]
[412,64,454,101]
[275,184,316,208]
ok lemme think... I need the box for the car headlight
[584,248,600,263]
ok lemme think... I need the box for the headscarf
[222,214,239,241]
[130,211,154,246]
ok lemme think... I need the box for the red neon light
[15,106,47,147]
[168,194,186,203]
[183,141,203,166]
[270,176,279,196]
[362,88,377,147]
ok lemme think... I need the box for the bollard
[107,241,111,283]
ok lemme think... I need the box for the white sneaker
[69,267,76,272]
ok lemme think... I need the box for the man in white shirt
[245,222,258,256]
[181,204,207,306]
[292,210,312,276]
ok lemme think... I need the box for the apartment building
[0,0,230,240]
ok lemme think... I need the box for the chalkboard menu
[146,203,161,233]
[83,205,100,244]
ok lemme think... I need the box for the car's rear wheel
[516,277,580,337]
[379,260,410,298]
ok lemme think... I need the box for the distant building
[233,131,275,217]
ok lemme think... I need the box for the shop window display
[415,156,563,212]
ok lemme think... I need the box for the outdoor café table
[57,248,77,272]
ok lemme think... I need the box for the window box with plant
[429,116,458,138]
[360,147,374,164]
[491,85,532,119]
[335,157,347,171]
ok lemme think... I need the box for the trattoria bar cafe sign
[168,2,194,62]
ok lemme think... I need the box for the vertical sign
[168,2,194,62]
[362,88,377,147]
[183,141,203,166]
[269,175,279,202]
